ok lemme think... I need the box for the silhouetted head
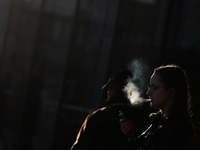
[102,69,133,99]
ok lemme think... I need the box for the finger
[120,121,133,128]
[119,118,127,123]
[121,123,134,133]
[120,119,132,124]
[121,122,134,130]
[123,124,134,134]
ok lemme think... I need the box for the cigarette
[119,111,128,121]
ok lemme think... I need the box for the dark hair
[153,64,192,120]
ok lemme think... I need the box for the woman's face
[146,73,172,110]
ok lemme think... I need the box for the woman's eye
[148,85,156,89]
[148,85,159,90]
[153,87,158,90]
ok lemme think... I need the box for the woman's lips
[146,98,151,102]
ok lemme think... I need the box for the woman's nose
[146,89,151,96]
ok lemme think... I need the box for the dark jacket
[71,101,151,150]
[127,112,194,150]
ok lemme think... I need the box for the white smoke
[123,59,151,105]
[124,82,144,105]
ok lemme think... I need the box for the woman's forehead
[150,73,163,85]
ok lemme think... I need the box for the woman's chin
[150,102,158,109]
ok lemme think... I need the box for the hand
[120,118,135,142]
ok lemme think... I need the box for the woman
[120,64,194,150]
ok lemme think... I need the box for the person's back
[71,101,151,150]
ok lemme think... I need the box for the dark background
[0,0,199,150]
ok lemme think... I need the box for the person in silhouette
[71,69,151,150]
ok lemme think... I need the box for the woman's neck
[160,109,169,118]
[160,97,173,117]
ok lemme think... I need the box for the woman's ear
[169,87,175,96]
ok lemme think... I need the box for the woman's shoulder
[149,111,162,123]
